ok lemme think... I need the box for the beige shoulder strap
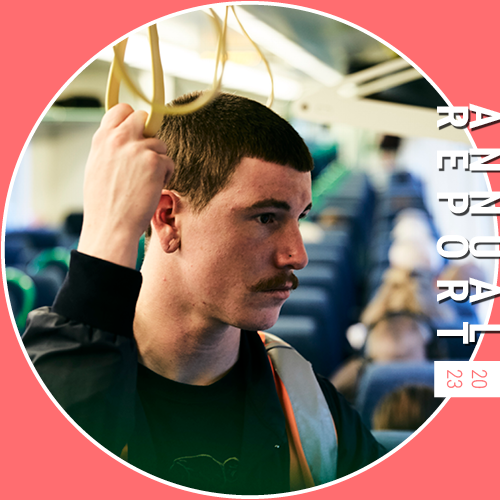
[259,331,338,487]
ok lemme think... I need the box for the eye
[257,213,275,224]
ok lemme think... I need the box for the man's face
[176,157,312,331]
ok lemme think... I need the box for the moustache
[251,273,299,292]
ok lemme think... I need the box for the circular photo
[4,4,493,496]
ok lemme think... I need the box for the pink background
[2,1,500,498]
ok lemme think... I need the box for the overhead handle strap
[105,7,274,137]
[230,6,274,108]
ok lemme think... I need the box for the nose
[275,224,309,270]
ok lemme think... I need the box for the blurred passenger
[372,385,444,431]
[363,265,457,360]
[371,135,402,190]
[331,315,430,404]
[389,208,442,276]
[365,315,429,362]
[389,240,441,275]
[391,208,434,239]
[379,135,402,172]
[362,267,450,327]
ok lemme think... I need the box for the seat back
[355,362,434,428]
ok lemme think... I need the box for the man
[23,92,384,494]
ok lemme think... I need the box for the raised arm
[23,105,174,453]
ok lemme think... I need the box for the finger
[149,154,175,186]
[124,110,149,136]
[100,103,134,129]
[163,157,176,184]
[143,138,168,155]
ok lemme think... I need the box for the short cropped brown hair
[157,91,313,210]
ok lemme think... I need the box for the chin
[233,308,281,332]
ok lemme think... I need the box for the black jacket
[23,251,384,494]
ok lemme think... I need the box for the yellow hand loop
[230,6,274,108]
[105,7,273,137]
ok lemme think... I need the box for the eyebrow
[244,198,312,214]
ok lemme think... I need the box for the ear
[151,190,182,253]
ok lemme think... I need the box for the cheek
[186,223,270,283]
[196,246,240,284]
[202,248,258,295]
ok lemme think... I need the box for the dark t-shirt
[134,360,246,493]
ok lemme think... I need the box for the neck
[134,251,241,386]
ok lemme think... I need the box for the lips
[258,281,295,301]
[251,273,299,293]
[262,283,294,293]
[261,287,292,300]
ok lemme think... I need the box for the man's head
[142,93,313,331]
[158,92,312,207]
